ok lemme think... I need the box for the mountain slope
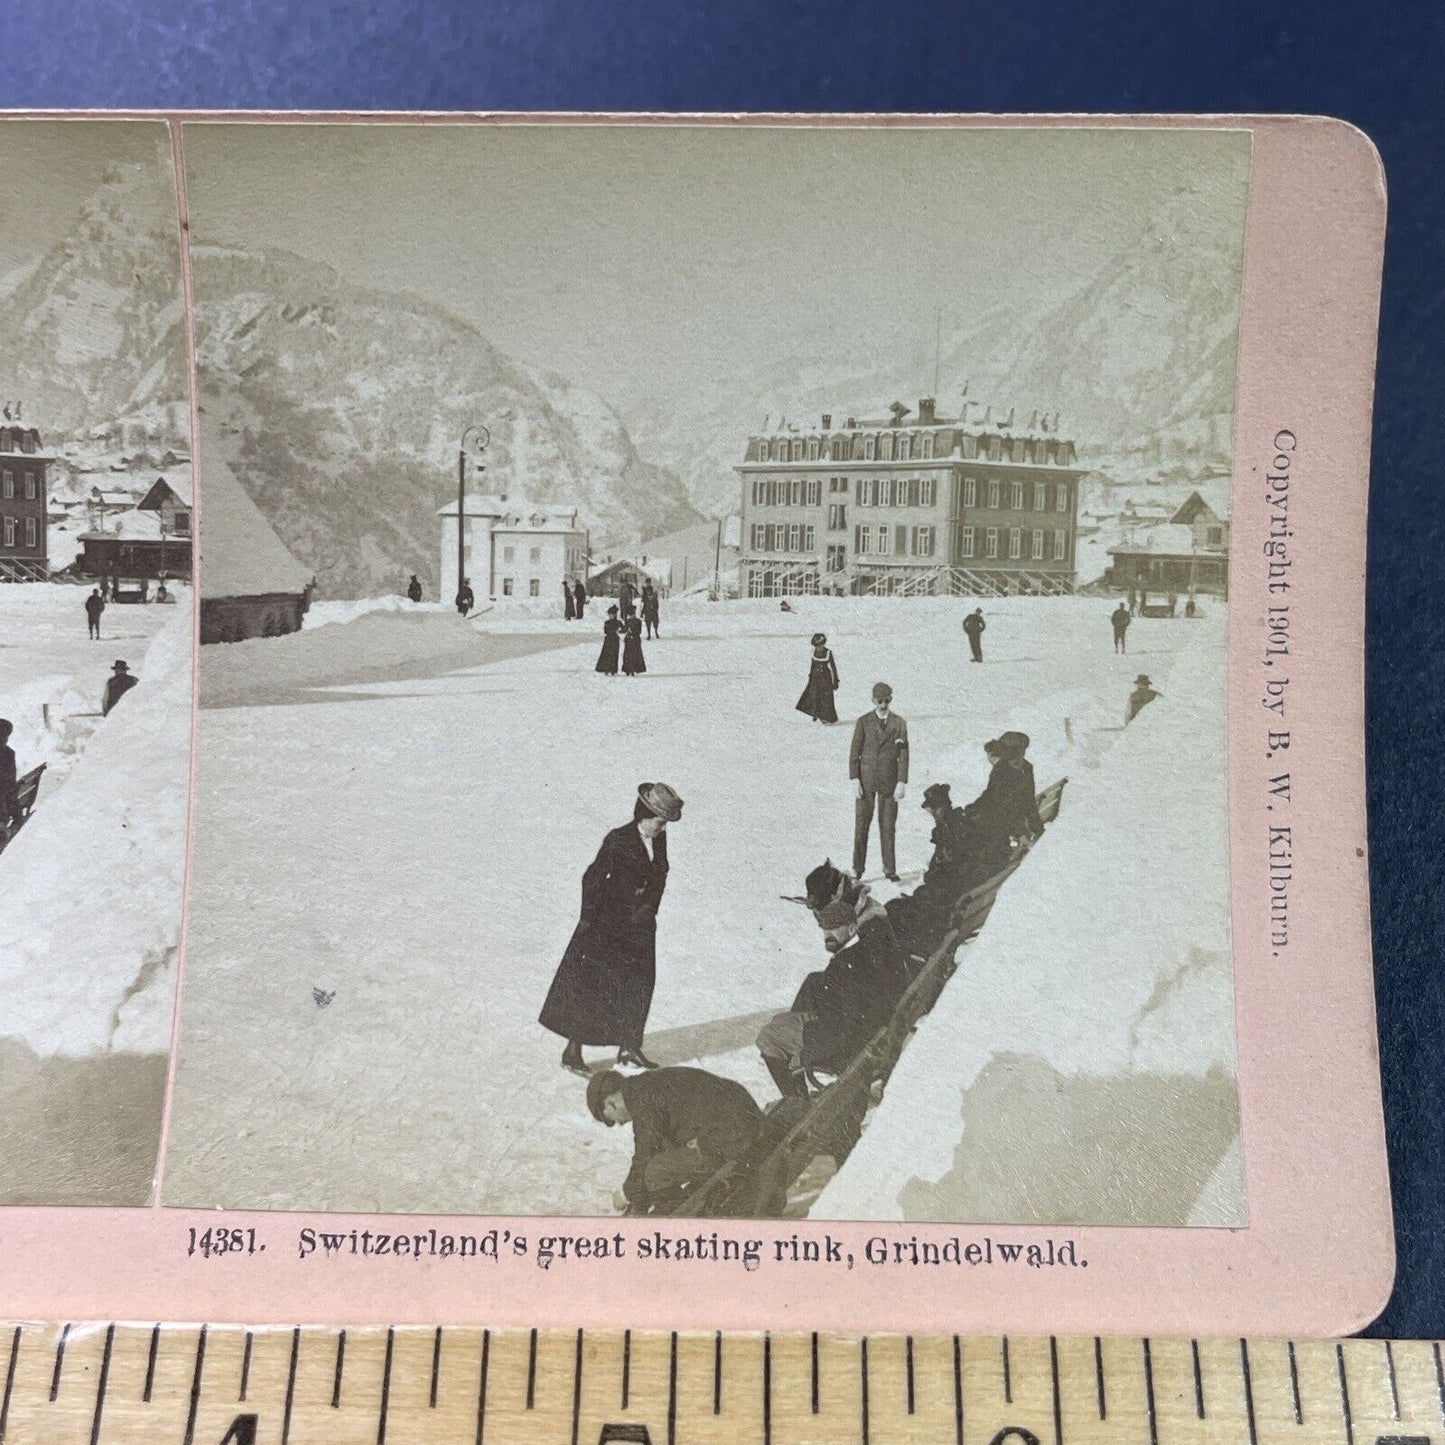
[192,245,700,598]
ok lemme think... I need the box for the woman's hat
[811,632,827,647]
[998,730,1030,755]
[607,604,618,614]
[637,782,684,822]
[921,782,952,811]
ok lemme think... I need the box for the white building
[438,494,587,603]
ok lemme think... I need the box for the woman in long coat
[595,605,621,675]
[795,631,840,723]
[621,614,647,676]
[540,783,684,1074]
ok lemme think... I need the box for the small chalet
[1106,490,1231,597]
[76,476,195,582]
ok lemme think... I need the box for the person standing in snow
[595,605,622,675]
[540,781,684,1076]
[621,614,647,676]
[1111,601,1131,653]
[0,719,20,839]
[1127,674,1161,724]
[795,631,839,723]
[1127,587,1138,615]
[102,660,138,717]
[456,577,475,616]
[618,578,637,620]
[963,606,986,662]
[406,574,423,603]
[85,587,105,640]
[572,578,588,620]
[849,682,909,882]
[641,582,660,639]
[564,579,576,620]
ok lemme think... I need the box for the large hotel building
[737,397,1087,597]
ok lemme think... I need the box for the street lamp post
[457,424,490,603]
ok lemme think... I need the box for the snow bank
[817,630,1242,1223]
[0,608,193,1057]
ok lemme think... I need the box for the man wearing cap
[540,782,684,1076]
[756,861,910,1099]
[101,660,138,717]
[587,1065,764,1215]
[885,783,978,956]
[849,682,909,881]
[1127,674,1161,724]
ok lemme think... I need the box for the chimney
[918,397,936,426]
[821,414,832,430]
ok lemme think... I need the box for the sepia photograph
[162,121,1249,1225]
[0,120,193,1204]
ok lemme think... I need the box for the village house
[736,397,1087,598]
[1106,489,1231,598]
[0,415,53,581]
[76,475,195,583]
[438,494,587,603]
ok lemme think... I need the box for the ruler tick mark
[713,1331,722,1415]
[238,1330,252,1403]
[1143,1338,1159,1445]
[1385,1339,1401,1420]
[1050,1336,1063,1445]
[88,1324,114,1445]
[475,1329,491,1445]
[1336,1342,1354,1445]
[668,1332,678,1445]
[50,1322,70,1402]
[333,1329,347,1408]
[907,1335,916,1415]
[431,1326,443,1409]
[280,1326,300,1445]
[183,1325,208,1445]
[571,1328,584,1445]
[1240,1339,1259,1445]
[1287,1341,1303,1425]
[527,1327,538,1410]
[0,1325,19,1445]
[1191,1339,1205,1418]
[861,1337,871,1445]
[763,1333,772,1445]
[144,1323,161,1403]
[953,1336,964,1445]
[377,1326,395,1445]
[1094,1337,1107,1420]
[621,1329,631,1410]
[1003,1335,1013,1404]
[1434,1341,1445,1424]
[811,1332,819,1414]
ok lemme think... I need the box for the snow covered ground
[165,592,1238,1222]
[0,583,193,1204]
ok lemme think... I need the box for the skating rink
[163,594,1232,1217]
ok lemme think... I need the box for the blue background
[2,0,1440,1339]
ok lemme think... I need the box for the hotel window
[1034,482,1047,510]
[880,434,894,460]
[503,545,515,562]
[987,479,1000,509]
[876,524,892,555]
[803,525,815,551]
[806,478,821,506]
[1010,481,1024,509]
[880,477,894,507]
[791,439,803,460]
[529,547,541,564]
[826,544,846,572]
[828,503,847,530]
[529,579,540,597]
[864,437,876,460]
[830,475,847,493]
[25,473,37,500]
[788,523,802,551]
[1031,529,1044,560]
[807,439,819,460]
[1055,483,1070,512]
[2,470,11,498]
[961,526,976,558]
[985,527,999,559]
[1009,528,1022,559]
[898,435,911,460]
[1054,530,1067,561]
[832,438,847,460]
[960,435,977,459]
[921,478,937,506]
[963,477,977,507]
[988,438,1001,461]
[751,524,764,548]
[502,578,514,596]
[854,525,869,554]
[25,517,36,547]
[921,434,934,458]
[913,526,935,557]
[3,518,14,547]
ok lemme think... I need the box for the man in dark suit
[102,660,138,717]
[849,682,909,881]
[0,718,19,839]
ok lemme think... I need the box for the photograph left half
[0,120,194,1205]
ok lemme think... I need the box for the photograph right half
[163,120,1250,1228]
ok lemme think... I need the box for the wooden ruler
[0,1324,1437,1445]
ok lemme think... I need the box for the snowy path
[165,596,1220,1216]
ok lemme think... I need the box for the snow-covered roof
[198,452,313,599]
[138,475,193,510]
[80,508,176,542]
[493,513,583,535]
[1107,523,1226,558]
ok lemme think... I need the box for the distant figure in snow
[456,577,475,616]
[406,574,423,603]
[1167,591,1178,617]
[572,578,588,620]
[850,682,909,882]
[641,582,660,639]
[0,719,20,838]
[1127,674,1161,725]
[595,605,622,675]
[155,579,171,603]
[540,781,684,1076]
[618,579,637,619]
[85,587,105,640]
[779,599,794,613]
[622,615,647,676]
[586,1065,763,1215]
[1111,602,1131,653]
[1185,595,1198,618]
[796,631,839,724]
[564,579,576,620]
[963,607,985,662]
[1127,587,1139,615]
[102,660,138,717]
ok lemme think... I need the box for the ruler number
[989,1431,1043,1445]
[216,1414,258,1445]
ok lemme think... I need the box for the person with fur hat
[756,861,910,1099]
[795,632,840,724]
[586,1065,764,1215]
[540,782,684,1075]
[849,682,909,881]
[1127,674,1161,724]
[961,735,1040,868]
